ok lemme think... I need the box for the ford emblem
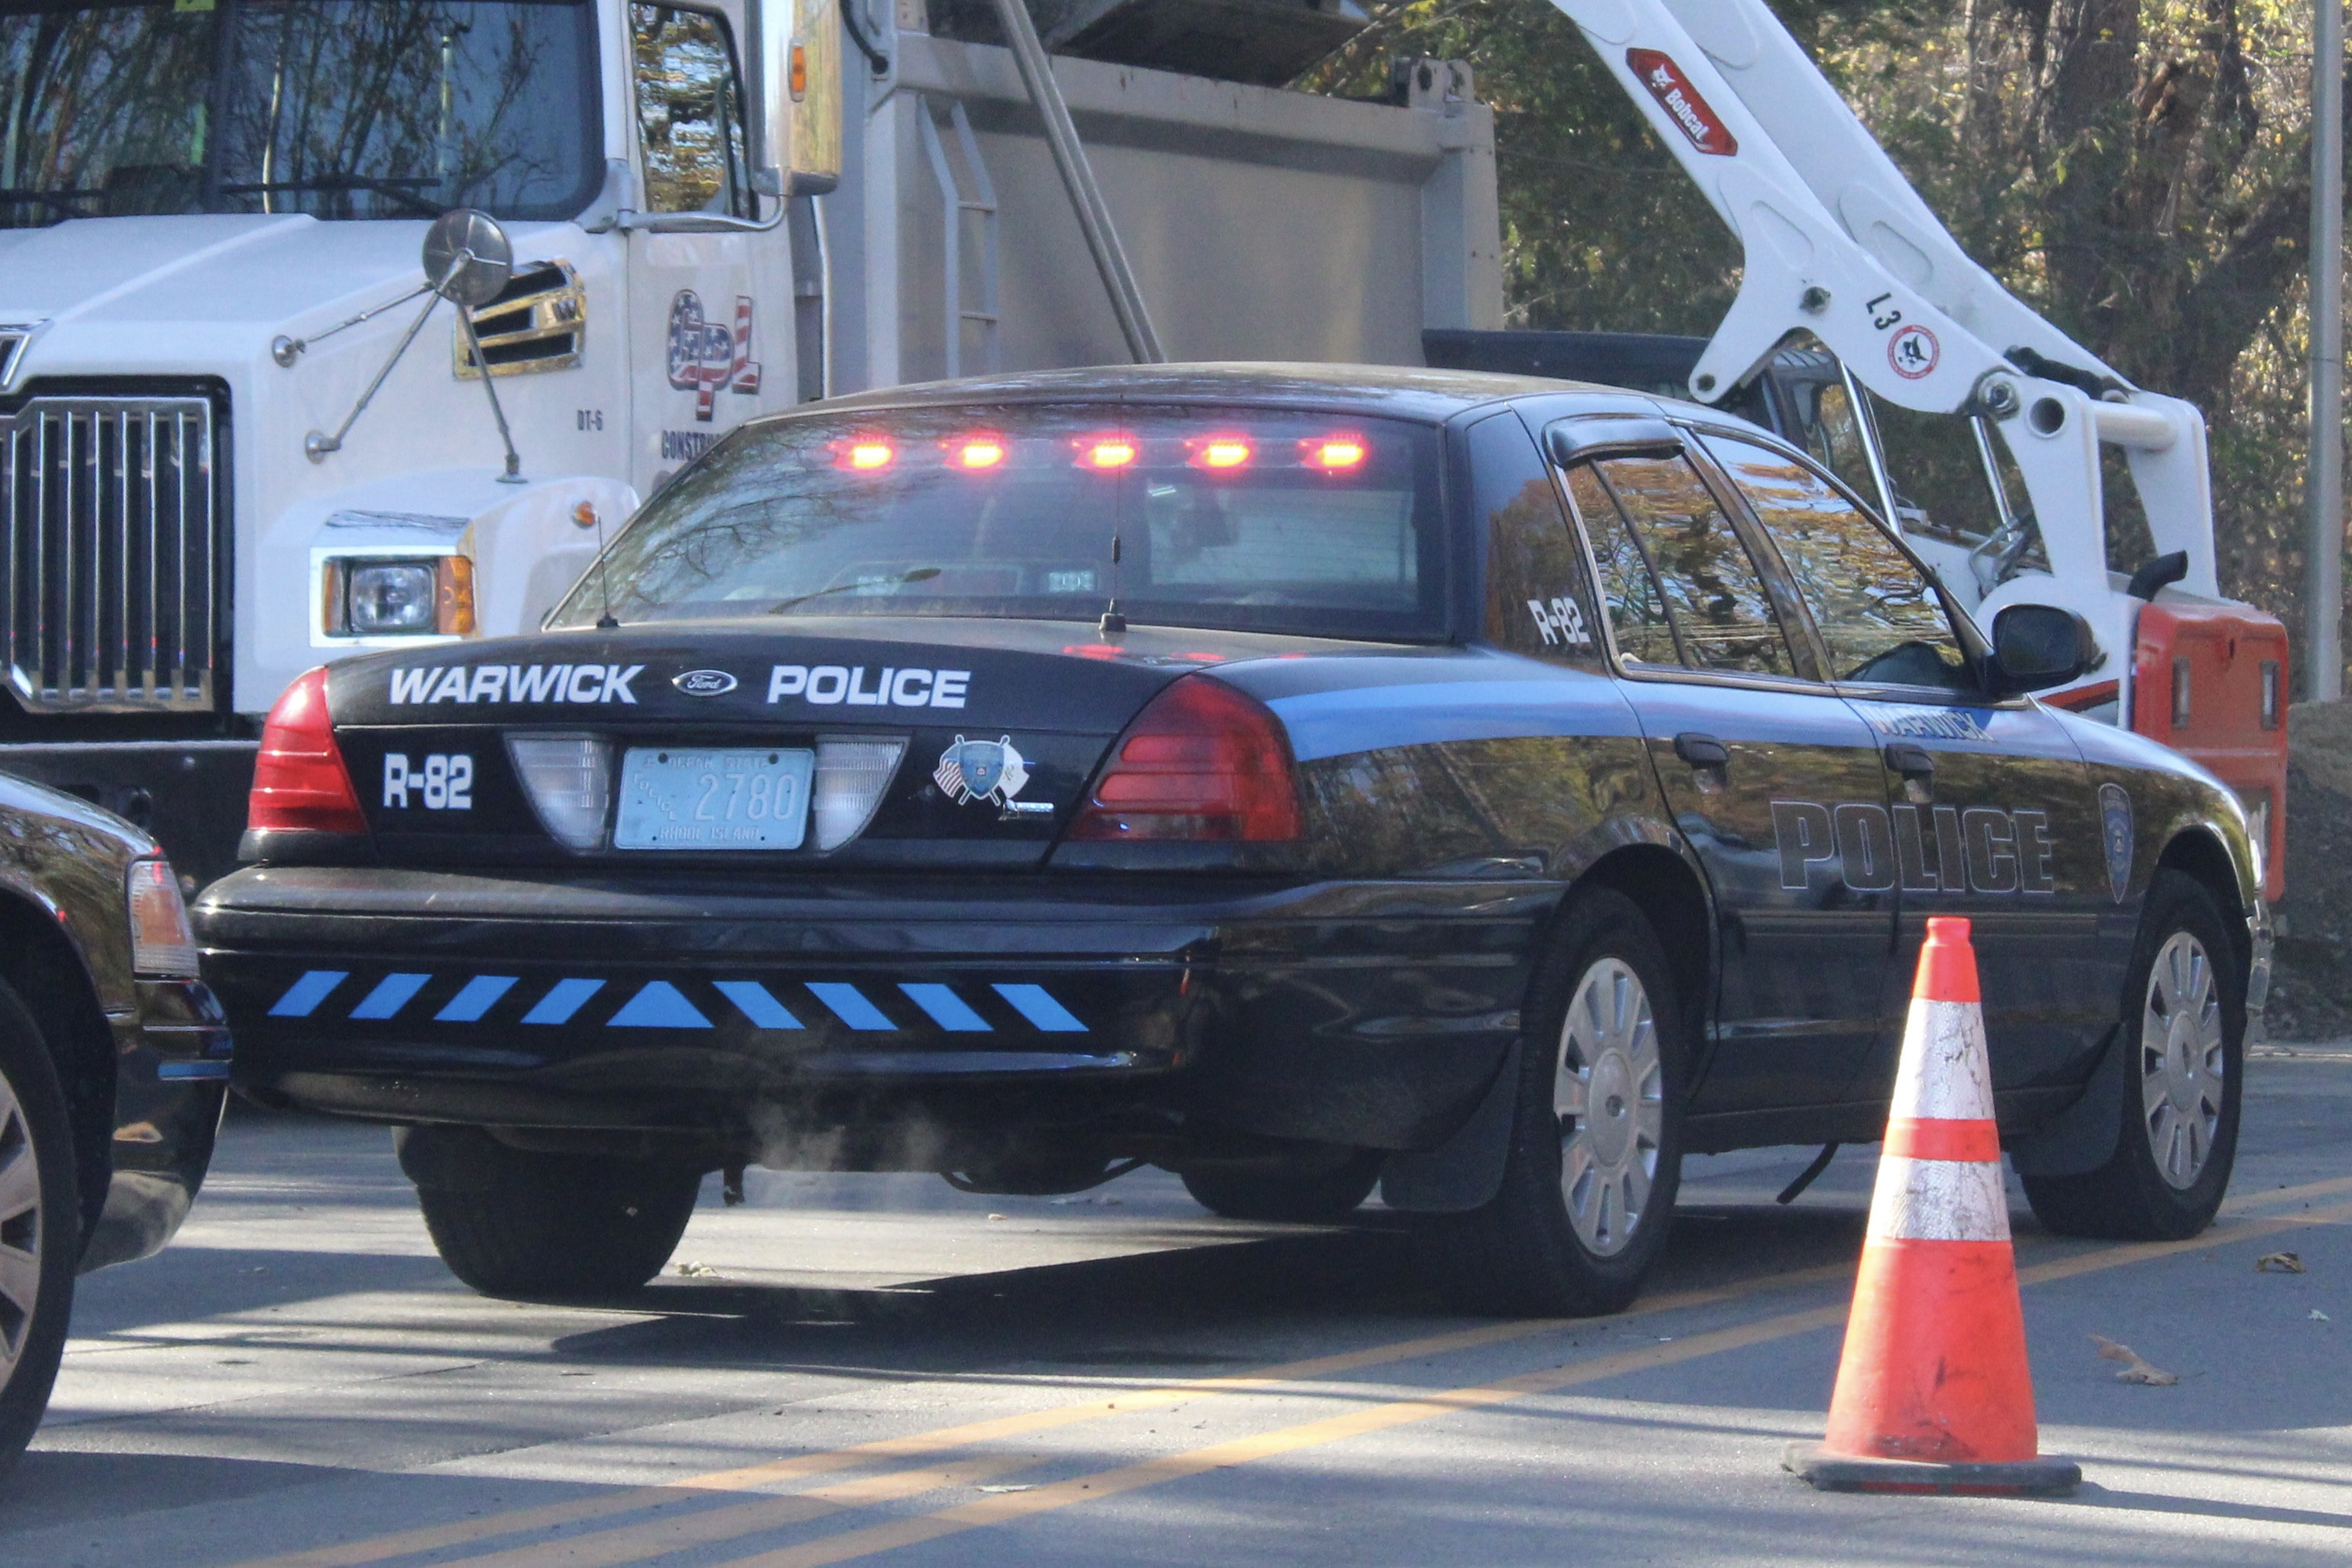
[672,669,739,696]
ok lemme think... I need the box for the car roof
[785,361,1673,425]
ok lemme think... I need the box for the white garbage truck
[0,0,1500,884]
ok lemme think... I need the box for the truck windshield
[552,406,1450,641]
[0,0,600,226]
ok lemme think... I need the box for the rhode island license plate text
[615,748,813,849]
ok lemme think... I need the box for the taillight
[248,667,367,834]
[1067,676,1301,842]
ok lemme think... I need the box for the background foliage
[1305,0,2338,686]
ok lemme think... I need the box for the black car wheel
[1413,887,1685,1316]
[401,1127,703,1299]
[1181,1150,1383,1223]
[2022,869,2244,1242]
[0,978,77,1478]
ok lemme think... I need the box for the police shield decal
[2098,782,2134,904]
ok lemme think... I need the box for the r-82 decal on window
[1526,595,1593,648]
[384,753,473,810]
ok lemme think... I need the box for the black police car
[195,365,2265,1315]
[0,777,228,1473]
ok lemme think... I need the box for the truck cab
[0,0,1501,886]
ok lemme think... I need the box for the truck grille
[0,397,220,713]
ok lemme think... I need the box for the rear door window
[1705,434,1974,692]
[1577,452,1797,678]
[1469,414,1603,667]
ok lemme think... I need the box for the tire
[2022,869,2244,1242]
[1181,1151,1383,1223]
[404,1128,703,1299]
[0,977,79,1480]
[1412,888,1686,1316]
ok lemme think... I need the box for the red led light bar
[1188,434,1253,471]
[952,435,1007,470]
[1302,436,1368,471]
[832,437,897,471]
[1078,435,1139,470]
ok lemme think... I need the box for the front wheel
[1412,888,1685,1316]
[0,979,78,1478]
[402,1127,703,1299]
[2022,869,2244,1241]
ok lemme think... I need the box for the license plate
[615,748,812,849]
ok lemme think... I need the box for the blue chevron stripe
[269,970,347,1018]
[808,982,896,1031]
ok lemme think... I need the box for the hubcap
[2141,930,2224,1191]
[0,1065,40,1377]
[1554,957,1663,1257]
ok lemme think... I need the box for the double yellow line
[235,1174,2352,1568]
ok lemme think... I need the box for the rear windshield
[553,405,1449,639]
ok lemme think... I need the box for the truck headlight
[324,555,477,637]
[126,857,200,979]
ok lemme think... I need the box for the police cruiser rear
[194,364,2268,1313]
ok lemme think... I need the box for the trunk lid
[320,618,1351,869]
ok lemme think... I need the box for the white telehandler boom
[1550,0,2286,895]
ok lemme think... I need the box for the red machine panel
[2131,601,2287,899]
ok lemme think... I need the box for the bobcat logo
[667,291,761,421]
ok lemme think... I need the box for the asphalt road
[8,1044,2351,1567]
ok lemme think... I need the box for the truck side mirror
[1990,603,2091,693]
[754,0,843,197]
[422,209,513,309]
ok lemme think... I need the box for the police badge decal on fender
[2098,782,2134,903]
[934,736,1049,815]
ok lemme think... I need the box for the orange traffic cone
[1785,917,2080,1496]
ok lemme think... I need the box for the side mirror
[754,0,842,197]
[422,209,513,308]
[1991,603,2092,693]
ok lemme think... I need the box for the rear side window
[1470,414,1602,667]
[1707,434,1972,691]
[1564,465,1677,667]
[1581,453,1796,678]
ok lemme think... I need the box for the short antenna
[1099,532,1126,635]
[593,506,619,629]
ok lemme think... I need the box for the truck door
[624,2,790,496]
[1697,431,2116,1103]
[1554,427,1897,1117]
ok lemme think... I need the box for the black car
[195,364,2265,1314]
[0,777,228,1472]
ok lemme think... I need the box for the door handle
[1674,732,1729,770]
[1883,743,1934,802]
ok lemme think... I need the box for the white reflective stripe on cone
[1889,999,1996,1122]
[1865,1153,2012,1242]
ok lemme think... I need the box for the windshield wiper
[769,568,942,615]
[0,189,101,217]
[219,173,442,219]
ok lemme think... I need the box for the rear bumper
[195,867,1553,1156]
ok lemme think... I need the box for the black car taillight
[247,667,368,834]
[1067,675,1301,842]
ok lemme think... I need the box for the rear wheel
[1412,888,1684,1316]
[2022,869,2244,1242]
[1181,1151,1382,1223]
[0,979,77,1478]
[402,1128,703,1299]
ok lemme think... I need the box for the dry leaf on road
[672,1261,718,1278]
[2092,1334,2179,1385]
[2257,1252,2306,1274]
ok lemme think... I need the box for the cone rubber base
[1784,1443,2080,1497]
